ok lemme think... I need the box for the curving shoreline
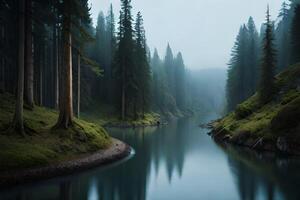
[0,138,131,188]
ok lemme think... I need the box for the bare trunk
[14,0,25,135]
[53,20,59,110]
[55,0,73,129]
[0,58,4,93]
[39,49,43,106]
[24,0,34,109]
[121,83,125,120]
[77,53,80,118]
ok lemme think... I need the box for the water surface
[1,115,300,200]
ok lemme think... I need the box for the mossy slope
[213,63,300,146]
[81,101,161,128]
[0,94,111,171]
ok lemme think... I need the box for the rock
[222,135,232,142]
[277,137,289,152]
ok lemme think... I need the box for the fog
[89,0,282,70]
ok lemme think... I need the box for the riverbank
[82,111,162,128]
[0,138,131,187]
[208,63,300,155]
[0,93,131,186]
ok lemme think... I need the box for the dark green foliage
[271,97,300,135]
[259,7,277,104]
[134,12,151,118]
[164,44,175,97]
[114,0,136,119]
[275,2,291,71]
[226,25,249,111]
[246,17,260,95]
[226,18,261,112]
[290,4,300,64]
[174,52,186,109]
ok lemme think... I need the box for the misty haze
[0,0,300,200]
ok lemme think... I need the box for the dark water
[1,114,300,200]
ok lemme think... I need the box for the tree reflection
[223,144,300,200]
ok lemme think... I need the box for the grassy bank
[0,93,111,171]
[211,63,300,154]
[81,102,161,128]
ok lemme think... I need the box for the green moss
[0,93,111,171]
[281,89,300,105]
[271,97,300,137]
[235,95,259,119]
[276,63,300,89]
[82,104,161,128]
[216,63,300,141]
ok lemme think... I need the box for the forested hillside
[214,0,300,154]
[226,0,300,112]
[0,0,208,132]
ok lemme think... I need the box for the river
[1,114,300,200]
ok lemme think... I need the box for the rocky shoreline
[0,138,131,188]
[208,121,300,156]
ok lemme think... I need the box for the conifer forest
[0,0,300,199]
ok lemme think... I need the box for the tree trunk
[24,0,34,109]
[77,53,80,118]
[0,58,4,93]
[39,47,43,106]
[121,82,125,120]
[55,0,73,129]
[53,19,59,110]
[14,0,25,135]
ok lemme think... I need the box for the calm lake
[1,114,300,200]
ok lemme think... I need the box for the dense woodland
[226,0,300,111]
[0,0,197,134]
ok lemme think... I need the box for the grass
[81,100,161,127]
[0,93,111,171]
[215,63,300,140]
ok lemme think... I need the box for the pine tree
[105,4,116,102]
[290,4,300,64]
[259,6,277,104]
[134,12,150,118]
[164,44,175,98]
[276,2,291,71]
[174,52,186,109]
[24,0,34,109]
[114,0,135,120]
[226,26,248,111]
[246,17,260,95]
[13,0,26,135]
[55,0,74,128]
[151,49,165,108]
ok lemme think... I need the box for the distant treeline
[226,0,300,111]
[0,0,196,134]
[89,2,190,119]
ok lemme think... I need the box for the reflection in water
[1,116,300,200]
[223,144,300,200]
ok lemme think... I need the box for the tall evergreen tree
[246,17,260,95]
[174,52,186,109]
[105,4,116,102]
[55,0,74,128]
[14,0,26,135]
[24,0,34,109]
[114,0,135,120]
[290,4,300,64]
[134,12,150,118]
[164,44,175,97]
[276,1,291,71]
[151,48,165,109]
[259,7,277,104]
[226,26,248,111]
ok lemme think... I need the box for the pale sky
[88,0,283,69]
